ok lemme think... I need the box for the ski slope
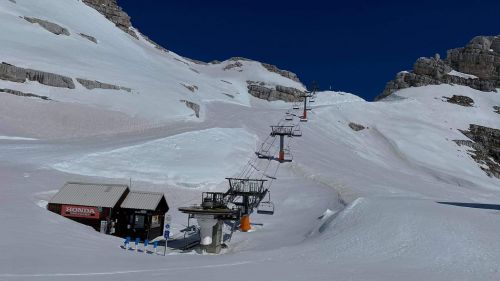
[1,1,500,281]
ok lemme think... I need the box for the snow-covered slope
[1,1,500,281]
[0,0,304,138]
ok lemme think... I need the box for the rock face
[378,35,500,100]
[494,106,500,114]
[455,124,500,179]
[79,33,97,43]
[181,83,198,92]
[444,95,474,107]
[447,36,500,83]
[348,122,366,131]
[180,100,200,118]
[24,17,70,36]
[261,63,301,83]
[82,0,138,39]
[0,88,50,100]
[76,78,131,92]
[247,82,304,102]
[223,61,243,71]
[0,62,75,89]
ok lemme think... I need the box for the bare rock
[247,82,304,102]
[223,61,243,71]
[79,33,97,43]
[444,95,474,107]
[24,17,70,36]
[82,0,138,39]
[0,62,75,89]
[378,35,500,100]
[455,124,500,179]
[76,78,131,92]
[414,57,452,79]
[261,63,301,83]
[0,88,50,100]
[494,106,500,114]
[9,0,16,3]
[180,100,200,118]
[348,122,365,131]
[446,35,500,82]
[181,83,198,92]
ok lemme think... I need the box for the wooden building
[117,191,169,240]
[48,182,169,241]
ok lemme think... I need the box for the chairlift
[292,102,300,110]
[292,128,302,137]
[285,115,293,121]
[257,193,274,215]
[264,174,277,180]
[300,117,308,122]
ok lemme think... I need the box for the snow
[0,135,37,140]
[1,1,500,280]
[448,70,479,79]
[52,128,258,187]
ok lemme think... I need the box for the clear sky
[119,0,500,100]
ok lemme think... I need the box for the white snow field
[1,1,500,281]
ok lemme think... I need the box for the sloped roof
[120,191,165,211]
[49,182,129,208]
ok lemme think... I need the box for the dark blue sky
[119,0,499,100]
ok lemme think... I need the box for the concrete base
[198,220,223,254]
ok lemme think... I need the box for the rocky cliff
[82,0,137,38]
[378,36,500,100]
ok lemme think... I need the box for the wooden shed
[48,182,169,241]
[116,191,169,240]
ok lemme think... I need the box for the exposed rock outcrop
[0,88,50,100]
[180,100,200,118]
[181,83,198,92]
[223,61,243,71]
[76,78,131,92]
[261,63,301,83]
[444,95,474,107]
[82,0,138,39]
[247,82,304,102]
[378,36,500,100]
[494,106,500,114]
[79,33,97,43]
[23,17,70,36]
[447,36,500,83]
[0,62,75,89]
[455,124,500,179]
[349,122,366,131]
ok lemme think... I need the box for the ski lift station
[47,182,169,241]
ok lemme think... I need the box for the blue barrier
[124,237,131,249]
[134,238,140,251]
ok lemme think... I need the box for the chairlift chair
[292,102,300,110]
[257,193,275,215]
[285,115,293,121]
[292,128,302,137]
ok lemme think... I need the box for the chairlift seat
[257,201,275,215]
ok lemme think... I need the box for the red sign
[61,205,100,219]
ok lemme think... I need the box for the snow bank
[52,128,258,187]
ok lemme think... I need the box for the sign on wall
[61,205,100,219]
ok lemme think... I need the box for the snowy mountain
[1,1,500,281]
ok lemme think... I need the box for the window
[134,215,145,229]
